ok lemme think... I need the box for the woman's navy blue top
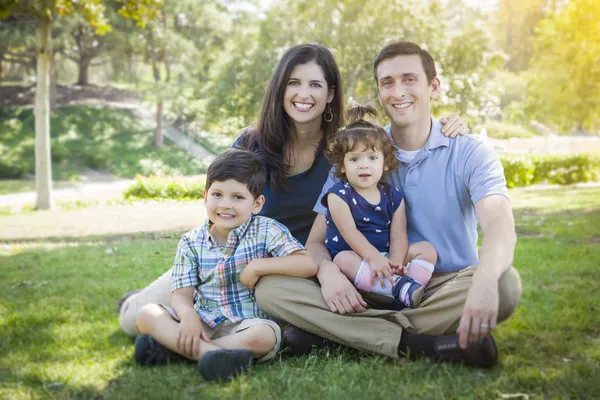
[232,136,331,245]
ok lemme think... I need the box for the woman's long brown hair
[240,44,344,189]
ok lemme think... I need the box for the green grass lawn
[1,187,599,399]
[0,106,208,181]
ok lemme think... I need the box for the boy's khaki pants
[120,266,521,359]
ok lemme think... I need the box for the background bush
[122,153,600,201]
[500,153,600,188]
[123,176,205,200]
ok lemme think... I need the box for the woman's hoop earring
[324,105,334,123]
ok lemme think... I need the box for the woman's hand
[440,114,469,138]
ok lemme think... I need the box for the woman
[118,43,467,337]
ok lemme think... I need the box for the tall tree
[494,0,565,72]
[525,0,600,133]
[0,0,134,210]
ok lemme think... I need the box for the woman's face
[283,61,334,127]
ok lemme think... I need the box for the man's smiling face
[376,54,439,130]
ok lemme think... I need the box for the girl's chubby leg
[333,250,363,282]
[335,250,394,294]
[403,241,437,287]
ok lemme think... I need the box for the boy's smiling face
[204,179,264,237]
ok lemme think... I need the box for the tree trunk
[155,100,164,147]
[77,58,90,85]
[35,5,54,210]
[49,53,57,111]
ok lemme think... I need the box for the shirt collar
[384,115,449,151]
[205,214,255,250]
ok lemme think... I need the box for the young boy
[133,149,317,381]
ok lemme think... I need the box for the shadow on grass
[0,230,187,246]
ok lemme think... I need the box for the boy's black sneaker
[134,334,189,366]
[198,349,254,382]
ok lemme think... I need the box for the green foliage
[500,155,536,188]
[494,0,549,72]
[525,0,600,132]
[500,153,600,188]
[480,121,537,139]
[123,175,205,200]
[532,154,600,185]
[0,106,208,179]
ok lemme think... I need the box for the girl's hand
[367,254,395,288]
[440,114,469,138]
[177,311,209,358]
[392,262,406,276]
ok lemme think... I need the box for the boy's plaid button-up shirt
[171,215,303,328]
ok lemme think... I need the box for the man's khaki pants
[120,266,521,358]
[255,266,522,359]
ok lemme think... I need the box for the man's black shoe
[281,326,331,356]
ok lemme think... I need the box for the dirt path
[0,202,207,242]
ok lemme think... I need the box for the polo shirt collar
[205,214,255,250]
[384,115,449,151]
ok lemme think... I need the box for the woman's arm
[306,214,368,313]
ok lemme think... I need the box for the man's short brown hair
[373,41,437,84]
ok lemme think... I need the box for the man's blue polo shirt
[314,117,509,273]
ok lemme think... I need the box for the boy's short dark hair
[206,149,267,198]
[373,41,437,84]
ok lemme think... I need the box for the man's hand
[319,261,368,314]
[240,261,261,289]
[456,272,499,349]
[367,254,395,288]
[177,311,210,357]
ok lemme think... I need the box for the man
[255,41,521,366]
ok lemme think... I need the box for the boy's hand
[177,311,209,358]
[367,254,395,288]
[240,261,261,289]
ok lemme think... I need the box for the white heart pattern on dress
[375,206,381,211]
[352,198,357,205]
[376,229,382,233]
[332,236,339,242]
[339,189,346,195]
[363,217,370,222]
